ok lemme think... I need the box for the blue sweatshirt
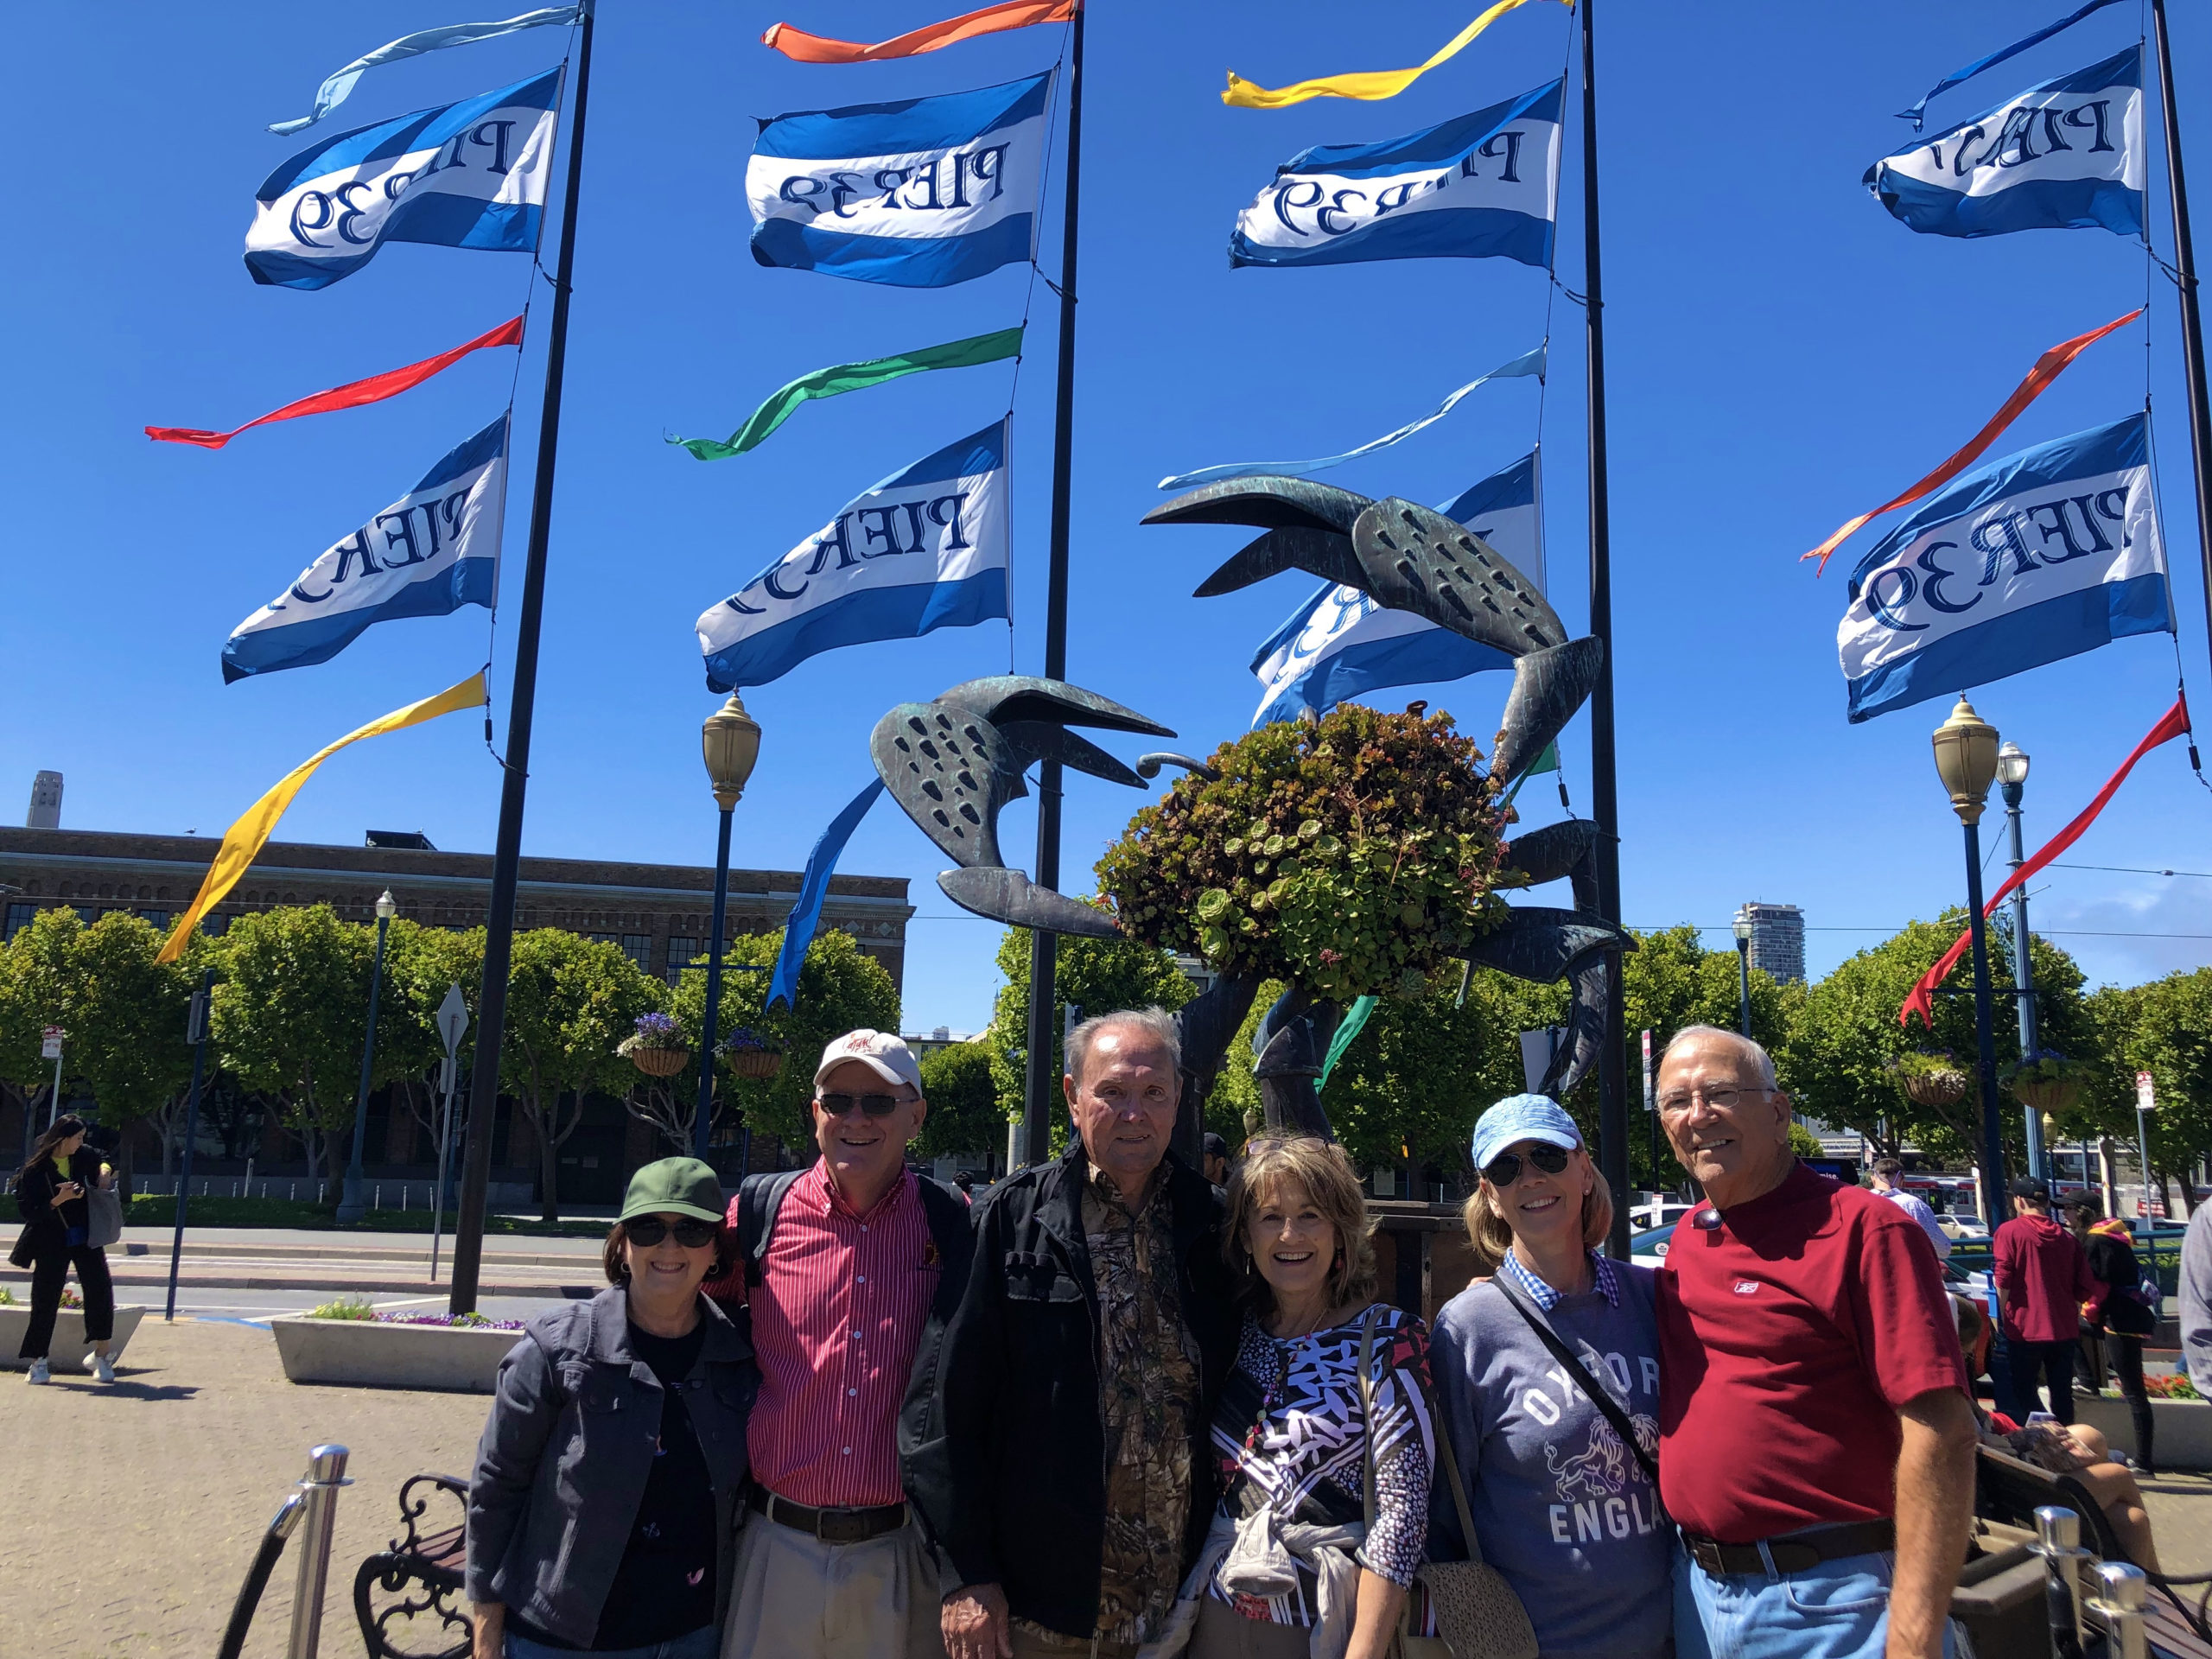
[1427,1262,1671,1659]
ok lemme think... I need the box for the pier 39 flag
[1840,413,2170,722]
[245,68,561,290]
[1866,46,2142,240]
[697,420,1010,691]
[1230,79,1560,271]
[1251,451,1541,726]
[224,416,507,682]
[749,73,1049,288]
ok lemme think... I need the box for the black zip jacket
[903,1142,1236,1639]
[10,1149,100,1262]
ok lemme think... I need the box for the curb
[2,1269,594,1298]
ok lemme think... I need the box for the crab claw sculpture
[871,676,1173,940]
[1140,476,1633,1139]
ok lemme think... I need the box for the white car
[1934,1212,1990,1241]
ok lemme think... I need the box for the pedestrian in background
[1427,1095,1669,1659]
[1992,1176,2100,1426]
[1867,1158,1951,1262]
[2063,1194,2157,1474]
[467,1159,757,1659]
[2184,1196,2212,1400]
[715,1030,973,1659]
[9,1113,119,1386]
[1655,1027,1974,1659]
[1203,1133,1230,1189]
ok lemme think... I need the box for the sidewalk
[1,1225,607,1299]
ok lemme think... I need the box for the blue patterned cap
[1471,1093,1583,1173]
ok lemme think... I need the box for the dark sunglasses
[1483,1143,1573,1186]
[626,1216,718,1249]
[817,1091,908,1118]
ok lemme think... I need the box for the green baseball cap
[619,1157,725,1225]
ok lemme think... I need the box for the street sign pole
[2133,1071,2158,1220]
[165,976,213,1322]
[1641,1028,1656,1192]
[431,985,469,1283]
[41,1027,64,1128]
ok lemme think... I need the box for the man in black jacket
[906,1007,1236,1659]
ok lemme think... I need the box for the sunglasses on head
[817,1091,908,1118]
[626,1216,718,1249]
[1483,1143,1573,1186]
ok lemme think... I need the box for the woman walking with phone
[10,1113,119,1385]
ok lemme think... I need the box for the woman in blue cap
[1423,1096,1671,1659]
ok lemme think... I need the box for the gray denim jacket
[465,1286,758,1647]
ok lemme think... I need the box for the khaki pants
[1007,1626,1144,1659]
[1188,1597,1311,1659]
[722,1508,946,1659]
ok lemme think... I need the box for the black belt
[748,1485,908,1545]
[1682,1519,1897,1578]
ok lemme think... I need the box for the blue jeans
[1674,1540,1959,1659]
[505,1624,715,1659]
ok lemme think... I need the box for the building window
[3,904,35,942]
[76,907,101,926]
[137,909,169,931]
[620,934,652,973]
[666,936,699,984]
[202,913,230,938]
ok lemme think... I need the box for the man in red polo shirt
[1654,1027,1976,1659]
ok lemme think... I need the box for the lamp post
[1731,911,1754,1038]
[1931,698,2011,1230]
[696,694,763,1160]
[337,890,397,1225]
[1996,741,2045,1179]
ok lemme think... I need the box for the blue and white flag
[697,419,1011,691]
[224,415,508,682]
[1840,413,2171,722]
[1229,79,1560,271]
[1866,47,2142,241]
[748,73,1050,289]
[245,68,562,290]
[1249,451,1544,727]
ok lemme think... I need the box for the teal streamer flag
[268,7,582,136]
[670,327,1025,461]
[1156,344,1545,490]
[1320,995,1378,1086]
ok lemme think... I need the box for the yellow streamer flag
[1224,0,1567,110]
[158,671,487,963]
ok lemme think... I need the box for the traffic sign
[40,1027,62,1060]
[2135,1071,2156,1112]
[436,984,469,1058]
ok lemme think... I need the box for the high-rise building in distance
[1735,901,1806,984]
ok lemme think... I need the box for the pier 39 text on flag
[1229,79,1560,270]
[696,420,1010,692]
[1839,413,2171,722]
[1866,46,2142,240]
[245,68,561,290]
[224,415,508,682]
[1251,452,1542,727]
[748,73,1050,288]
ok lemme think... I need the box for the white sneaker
[25,1358,50,1385]
[93,1353,115,1384]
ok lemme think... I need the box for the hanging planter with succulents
[618,1012,690,1078]
[1889,1050,1970,1109]
[719,1027,785,1081]
[2003,1051,2087,1115]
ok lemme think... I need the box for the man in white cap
[717,1029,975,1659]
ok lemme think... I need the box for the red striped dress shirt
[745,1162,940,1508]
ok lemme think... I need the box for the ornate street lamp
[1995,741,2046,1178]
[337,890,398,1225]
[1731,911,1754,1037]
[1931,698,2010,1229]
[696,694,763,1159]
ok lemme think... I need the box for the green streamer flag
[1320,995,1378,1086]
[669,327,1024,461]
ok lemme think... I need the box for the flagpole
[1580,0,1630,1257]
[1020,3,1084,1167]
[2151,0,2212,675]
[449,1,595,1314]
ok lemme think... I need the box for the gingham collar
[1496,1244,1620,1312]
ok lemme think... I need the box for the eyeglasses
[1656,1084,1771,1116]
[1482,1143,1572,1186]
[626,1216,718,1249]
[817,1091,911,1118]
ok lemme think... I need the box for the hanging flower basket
[618,1013,690,1078]
[629,1047,689,1078]
[721,1028,784,1080]
[2005,1051,2086,1116]
[1890,1051,1969,1108]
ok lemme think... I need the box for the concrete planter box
[0,1303,148,1372]
[2075,1393,2212,1471]
[271,1313,525,1393]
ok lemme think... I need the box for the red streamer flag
[1802,308,2141,576]
[763,0,1078,64]
[1901,696,2192,1027]
[146,315,525,450]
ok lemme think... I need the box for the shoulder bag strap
[1424,1369,1485,1567]
[1491,1271,1659,1490]
[1358,1304,1383,1532]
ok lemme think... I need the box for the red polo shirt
[1656,1163,1968,1544]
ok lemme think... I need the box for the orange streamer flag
[157,671,486,963]
[763,0,1077,64]
[1802,308,2142,576]
[1900,695,2191,1027]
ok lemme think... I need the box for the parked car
[1934,1211,1990,1241]
[1632,1198,1700,1231]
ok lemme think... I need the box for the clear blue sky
[5,1,2210,1035]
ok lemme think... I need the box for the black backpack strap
[738,1169,806,1287]
[1492,1271,1661,1490]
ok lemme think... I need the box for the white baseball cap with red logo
[813,1028,925,1094]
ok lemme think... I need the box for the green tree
[2,909,85,1161]
[2086,969,2212,1212]
[916,1041,1000,1163]
[379,923,486,1171]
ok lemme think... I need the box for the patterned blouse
[1207,1304,1434,1627]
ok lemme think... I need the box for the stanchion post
[284,1444,351,1659]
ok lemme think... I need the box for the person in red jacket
[1992,1176,2101,1425]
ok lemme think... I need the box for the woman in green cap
[467,1156,760,1658]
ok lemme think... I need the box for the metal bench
[353,1474,472,1659]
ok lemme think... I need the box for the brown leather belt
[748,1484,908,1545]
[1681,1519,1897,1578]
